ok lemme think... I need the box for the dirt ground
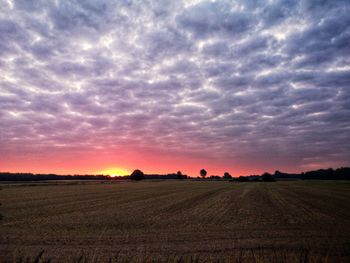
[1,180,350,262]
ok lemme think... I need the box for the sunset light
[0,0,349,177]
[1,1,350,262]
[100,168,131,177]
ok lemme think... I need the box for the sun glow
[100,168,131,177]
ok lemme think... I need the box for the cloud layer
[1,0,350,174]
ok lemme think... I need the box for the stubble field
[0,180,350,262]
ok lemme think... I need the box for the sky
[0,0,350,177]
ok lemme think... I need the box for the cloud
[0,0,350,174]
[177,1,254,39]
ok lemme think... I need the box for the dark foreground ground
[0,180,350,262]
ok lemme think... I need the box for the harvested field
[0,180,350,262]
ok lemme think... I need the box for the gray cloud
[177,1,254,39]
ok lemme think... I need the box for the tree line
[0,167,349,181]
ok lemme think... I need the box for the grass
[1,180,350,262]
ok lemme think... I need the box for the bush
[177,171,184,179]
[223,172,232,179]
[238,176,248,182]
[262,172,275,182]
[130,169,145,181]
[200,169,207,179]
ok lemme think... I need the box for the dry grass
[1,180,350,262]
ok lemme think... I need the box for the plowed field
[1,180,350,262]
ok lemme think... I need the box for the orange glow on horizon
[0,148,321,177]
[99,168,131,177]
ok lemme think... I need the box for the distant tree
[223,172,232,179]
[261,172,275,182]
[238,176,248,182]
[177,171,183,180]
[302,168,335,180]
[334,167,350,180]
[130,169,144,181]
[200,169,207,179]
[274,170,282,177]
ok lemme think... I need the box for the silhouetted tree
[238,176,248,182]
[274,170,300,179]
[262,172,275,182]
[130,169,144,181]
[223,172,232,179]
[200,169,207,179]
[302,168,335,180]
[335,167,350,180]
[177,171,184,179]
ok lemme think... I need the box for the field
[1,180,350,262]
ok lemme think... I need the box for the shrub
[130,169,145,181]
[262,172,275,182]
[200,169,207,179]
[238,176,248,182]
[223,172,232,179]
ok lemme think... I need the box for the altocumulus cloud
[0,0,350,173]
